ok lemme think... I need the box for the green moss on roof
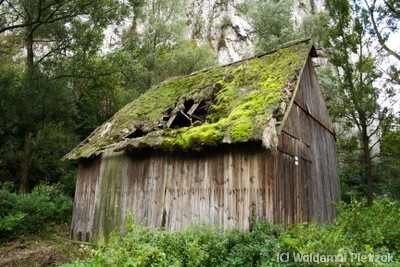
[64,40,312,160]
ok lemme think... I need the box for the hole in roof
[183,99,194,113]
[164,99,211,129]
[191,100,208,122]
[125,128,146,138]
[169,111,192,128]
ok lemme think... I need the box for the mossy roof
[64,40,313,160]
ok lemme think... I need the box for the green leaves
[63,198,400,266]
[319,0,398,202]
[237,0,298,52]
[0,0,136,192]
[0,184,73,241]
[65,221,282,267]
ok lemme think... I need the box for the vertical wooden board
[218,152,226,227]
[309,60,334,131]
[211,153,225,227]
[266,153,275,222]
[206,155,217,224]
[251,153,264,221]
[176,159,186,230]
[120,158,129,233]
[129,155,147,224]
[294,152,299,224]
[157,156,167,226]
[300,104,312,145]
[146,156,165,227]
[243,153,252,230]
[192,158,199,224]
[273,153,280,224]
[166,159,176,231]
[235,152,244,229]
[226,151,236,228]
[274,152,284,224]
[146,158,154,226]
[280,154,287,225]
[186,159,193,228]
[72,156,102,241]
[285,153,292,225]
[182,159,191,229]
[91,151,125,244]
[163,155,173,228]
[297,59,334,132]
[280,103,311,148]
[167,159,180,231]
[222,152,229,229]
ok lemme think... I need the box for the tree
[237,0,299,52]
[320,0,396,204]
[0,0,132,193]
[376,122,400,199]
[122,0,216,90]
[362,0,400,85]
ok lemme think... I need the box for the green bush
[63,198,400,267]
[336,197,400,252]
[64,219,281,267]
[223,221,281,267]
[0,184,73,241]
[280,197,400,266]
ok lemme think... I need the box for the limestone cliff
[186,0,324,64]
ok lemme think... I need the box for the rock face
[102,0,324,64]
[186,0,324,64]
[186,0,255,64]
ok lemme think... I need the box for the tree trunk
[19,133,33,194]
[361,124,373,205]
[19,26,35,194]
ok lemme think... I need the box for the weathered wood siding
[71,145,277,243]
[278,57,340,223]
[70,55,340,243]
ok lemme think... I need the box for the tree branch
[364,0,400,62]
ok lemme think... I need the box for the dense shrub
[64,219,281,267]
[280,197,400,266]
[0,184,73,241]
[63,198,400,267]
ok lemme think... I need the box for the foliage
[281,197,400,266]
[63,220,281,267]
[0,0,136,193]
[62,198,400,266]
[317,0,397,203]
[122,0,216,90]
[236,0,332,52]
[374,125,400,199]
[362,0,400,85]
[0,184,73,241]
[236,0,299,52]
[242,0,399,202]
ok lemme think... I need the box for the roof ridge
[166,38,313,83]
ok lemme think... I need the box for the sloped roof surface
[65,40,312,160]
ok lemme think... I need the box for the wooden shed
[64,40,340,244]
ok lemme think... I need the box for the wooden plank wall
[280,57,340,224]
[70,156,102,242]
[122,145,275,232]
[71,145,277,243]
[276,133,311,225]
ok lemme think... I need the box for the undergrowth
[0,184,73,243]
[62,197,399,267]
